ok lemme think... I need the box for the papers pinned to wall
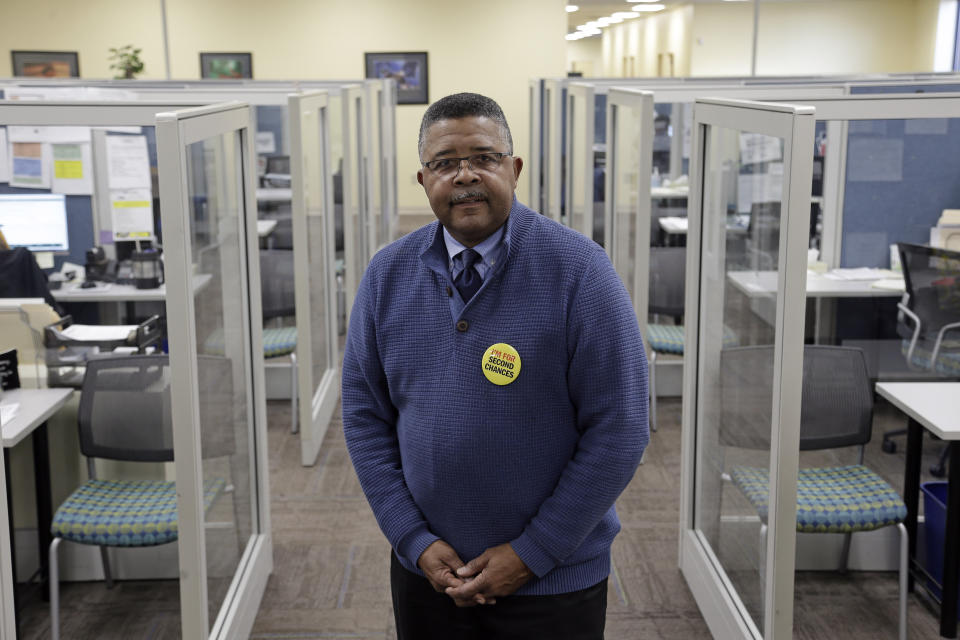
[737,162,784,214]
[52,143,94,195]
[110,188,154,240]
[106,134,151,190]
[739,133,783,165]
[256,131,277,154]
[10,142,50,189]
[0,129,9,183]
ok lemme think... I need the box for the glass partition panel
[341,86,367,326]
[682,99,812,640]
[291,91,339,466]
[696,126,787,632]
[606,90,653,323]
[185,129,257,628]
[568,90,588,236]
[365,84,384,254]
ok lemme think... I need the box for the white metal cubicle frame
[679,98,814,640]
[288,90,340,467]
[157,101,272,640]
[603,89,654,319]
[565,82,596,240]
[527,79,543,214]
[0,450,13,640]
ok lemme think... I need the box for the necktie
[454,249,483,302]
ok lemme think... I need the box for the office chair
[48,355,226,640]
[720,345,908,640]
[645,246,737,431]
[881,243,960,475]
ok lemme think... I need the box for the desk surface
[651,186,689,199]
[875,382,960,440]
[0,388,72,448]
[727,269,904,299]
[659,216,749,234]
[256,188,292,203]
[257,219,278,237]
[51,273,213,303]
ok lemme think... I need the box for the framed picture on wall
[11,51,80,78]
[364,51,428,105]
[199,52,253,79]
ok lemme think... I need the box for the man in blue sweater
[342,92,648,639]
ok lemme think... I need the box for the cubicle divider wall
[0,99,268,637]
[289,90,339,467]
[0,450,13,640]
[604,89,654,322]
[679,97,814,640]
[527,79,544,215]
[157,101,272,639]
[565,83,599,243]
[340,84,369,329]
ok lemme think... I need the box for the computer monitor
[0,194,69,252]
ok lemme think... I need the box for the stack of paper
[823,268,896,281]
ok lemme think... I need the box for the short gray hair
[418,92,513,159]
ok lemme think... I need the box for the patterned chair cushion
[52,477,224,546]
[647,324,739,355]
[203,326,297,359]
[900,340,960,376]
[731,464,906,534]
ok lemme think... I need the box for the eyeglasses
[422,152,511,177]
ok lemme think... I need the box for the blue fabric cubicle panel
[840,84,960,267]
[256,105,287,157]
[594,94,607,144]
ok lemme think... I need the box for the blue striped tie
[455,249,483,302]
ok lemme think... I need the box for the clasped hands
[417,540,533,607]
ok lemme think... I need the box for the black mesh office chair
[880,243,960,475]
[720,345,908,640]
[48,355,229,640]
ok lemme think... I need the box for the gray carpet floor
[14,393,950,639]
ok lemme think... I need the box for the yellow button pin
[481,343,521,386]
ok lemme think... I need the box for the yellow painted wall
[690,0,940,76]
[567,37,603,77]
[0,0,568,209]
[601,6,694,78]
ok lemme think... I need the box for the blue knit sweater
[342,200,649,596]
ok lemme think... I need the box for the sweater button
[456,320,469,332]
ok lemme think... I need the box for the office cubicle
[677,93,960,640]
[289,90,339,467]
[0,98,269,637]
[533,74,960,238]
[0,78,400,327]
[157,101,271,639]
[678,97,815,640]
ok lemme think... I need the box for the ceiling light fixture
[632,3,665,11]
[613,11,640,18]
[565,4,579,12]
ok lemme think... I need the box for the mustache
[450,191,488,205]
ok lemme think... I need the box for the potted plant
[108,45,144,79]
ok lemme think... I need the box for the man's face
[417,116,523,247]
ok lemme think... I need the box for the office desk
[256,188,292,203]
[651,186,689,199]
[727,269,904,342]
[51,274,213,303]
[51,274,214,323]
[257,220,278,238]
[875,382,960,638]
[1,387,72,633]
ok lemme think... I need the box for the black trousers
[390,552,608,640]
